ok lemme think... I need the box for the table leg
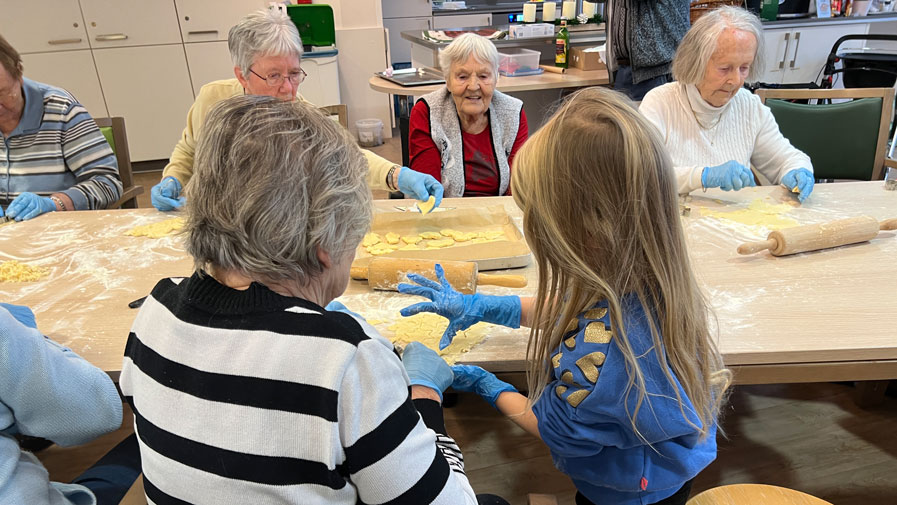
[390,95,414,199]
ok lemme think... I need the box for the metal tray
[376,67,446,87]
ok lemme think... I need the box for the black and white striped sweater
[119,273,477,505]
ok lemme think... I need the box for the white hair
[228,9,304,76]
[438,33,501,82]
[672,6,766,85]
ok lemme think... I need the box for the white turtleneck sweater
[640,82,813,195]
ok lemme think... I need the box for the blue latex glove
[701,161,756,191]
[781,168,814,203]
[402,341,453,402]
[397,167,444,209]
[398,263,521,350]
[6,192,57,221]
[151,176,186,211]
[325,300,363,320]
[0,303,37,329]
[451,364,517,409]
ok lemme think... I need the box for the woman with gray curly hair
[640,6,814,203]
[121,96,506,505]
[409,33,528,197]
[152,8,442,212]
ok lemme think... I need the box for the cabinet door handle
[48,38,83,45]
[778,32,790,70]
[187,30,218,36]
[789,32,801,68]
[95,33,128,42]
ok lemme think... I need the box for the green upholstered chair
[755,87,895,181]
[95,117,143,208]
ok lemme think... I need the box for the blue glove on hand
[0,303,37,329]
[702,161,756,191]
[398,264,521,350]
[451,364,517,409]
[397,167,444,209]
[6,193,57,221]
[325,300,364,320]
[402,341,453,402]
[151,176,186,211]
[781,168,814,203]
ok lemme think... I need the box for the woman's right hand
[702,161,756,191]
[398,264,521,350]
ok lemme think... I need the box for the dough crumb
[0,260,49,282]
[125,218,185,238]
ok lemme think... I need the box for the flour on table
[388,312,492,364]
[125,217,185,238]
[0,260,49,282]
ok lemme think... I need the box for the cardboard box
[509,23,555,40]
[570,47,606,71]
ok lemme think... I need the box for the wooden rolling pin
[350,258,527,294]
[737,216,897,256]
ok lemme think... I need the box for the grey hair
[228,9,304,76]
[184,95,372,283]
[672,6,765,85]
[438,33,500,82]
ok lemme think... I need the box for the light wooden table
[1,181,895,384]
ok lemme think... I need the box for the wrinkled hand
[402,342,453,401]
[398,264,521,350]
[781,168,814,204]
[451,364,517,409]
[0,303,37,329]
[6,193,57,221]
[325,300,363,320]
[397,167,444,209]
[151,176,186,211]
[702,161,756,191]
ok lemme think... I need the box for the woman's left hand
[397,167,444,209]
[6,192,57,221]
[782,168,814,203]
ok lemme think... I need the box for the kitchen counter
[401,23,605,50]
[762,11,897,29]
[432,1,530,15]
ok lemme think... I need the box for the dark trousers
[477,494,511,505]
[575,479,693,505]
[72,434,142,505]
[612,65,672,102]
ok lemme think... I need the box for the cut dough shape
[417,196,437,215]
[368,243,395,255]
[420,231,442,240]
[388,312,491,364]
[385,232,401,245]
[0,260,48,282]
[401,235,422,244]
[426,238,455,248]
[125,217,184,238]
[398,243,420,251]
[362,233,381,247]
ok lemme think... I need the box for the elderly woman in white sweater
[640,6,814,203]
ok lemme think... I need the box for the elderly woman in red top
[409,33,528,197]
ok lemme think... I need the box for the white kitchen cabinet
[382,0,432,18]
[761,23,868,85]
[184,41,236,94]
[301,55,341,106]
[20,51,108,118]
[0,0,90,53]
[80,0,183,48]
[93,45,196,161]
[432,13,492,29]
[175,0,266,43]
[384,16,431,64]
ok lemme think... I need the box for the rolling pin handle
[350,265,369,280]
[737,238,777,255]
[476,273,528,288]
[879,218,897,231]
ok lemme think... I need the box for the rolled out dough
[388,312,492,365]
[125,217,185,238]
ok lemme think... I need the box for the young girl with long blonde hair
[398,87,731,505]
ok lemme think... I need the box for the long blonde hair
[511,87,730,439]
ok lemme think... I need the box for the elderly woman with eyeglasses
[152,9,443,211]
[122,95,515,505]
[409,33,528,197]
[0,34,121,221]
[639,7,815,202]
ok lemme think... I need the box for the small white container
[356,119,383,147]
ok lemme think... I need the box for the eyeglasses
[249,67,307,87]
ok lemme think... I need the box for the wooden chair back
[95,117,144,208]
[687,484,834,505]
[319,104,349,129]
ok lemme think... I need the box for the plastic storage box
[498,48,542,77]
[356,119,383,147]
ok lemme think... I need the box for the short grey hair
[672,6,765,85]
[185,95,371,283]
[438,33,500,82]
[228,9,304,76]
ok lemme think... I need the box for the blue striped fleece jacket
[1,78,121,209]
[119,273,479,505]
